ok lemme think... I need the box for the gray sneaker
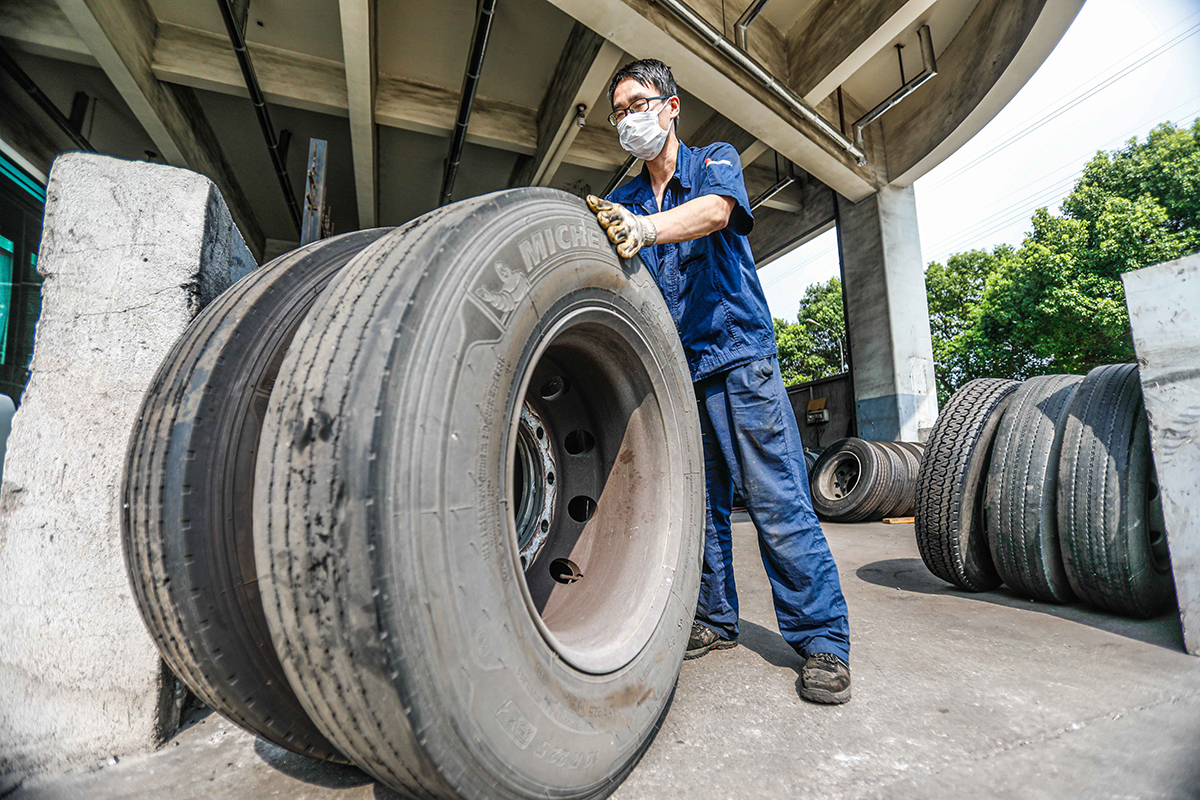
[684,622,737,660]
[800,653,851,704]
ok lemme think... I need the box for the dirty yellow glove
[586,195,657,259]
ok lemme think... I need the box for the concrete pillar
[836,184,938,442]
[0,153,253,778]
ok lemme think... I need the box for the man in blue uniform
[586,59,851,704]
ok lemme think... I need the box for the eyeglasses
[608,96,671,127]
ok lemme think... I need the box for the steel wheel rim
[506,304,681,674]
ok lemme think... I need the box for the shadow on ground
[856,557,1184,651]
[732,619,808,699]
[252,738,373,791]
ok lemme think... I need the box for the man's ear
[667,96,681,121]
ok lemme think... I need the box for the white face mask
[617,100,674,161]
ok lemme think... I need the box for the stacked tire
[122,190,706,799]
[810,438,925,522]
[914,368,1174,618]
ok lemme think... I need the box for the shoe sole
[683,640,737,661]
[800,685,852,704]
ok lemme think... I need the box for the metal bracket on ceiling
[852,25,938,152]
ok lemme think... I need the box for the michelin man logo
[475,261,529,313]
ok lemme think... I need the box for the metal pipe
[653,0,867,166]
[0,45,94,152]
[601,155,638,198]
[750,175,794,210]
[440,0,497,206]
[215,0,302,232]
[852,25,937,151]
[734,0,771,52]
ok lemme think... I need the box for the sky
[757,0,1200,322]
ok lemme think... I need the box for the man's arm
[646,195,735,244]
[586,193,735,257]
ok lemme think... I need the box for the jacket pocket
[678,236,711,273]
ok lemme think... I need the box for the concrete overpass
[0,0,1084,440]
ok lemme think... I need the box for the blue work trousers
[695,356,851,662]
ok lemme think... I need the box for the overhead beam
[0,0,92,65]
[739,138,769,167]
[151,21,624,170]
[744,163,808,213]
[540,0,877,201]
[338,0,377,227]
[790,0,938,104]
[747,178,837,265]
[54,0,265,258]
[514,23,623,187]
[3,5,841,193]
[0,75,65,177]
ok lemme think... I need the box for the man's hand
[586,195,658,259]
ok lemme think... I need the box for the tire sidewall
[373,194,703,797]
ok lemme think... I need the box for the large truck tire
[878,441,920,518]
[1057,364,1173,617]
[811,438,888,522]
[873,443,907,520]
[253,190,704,799]
[985,374,1082,604]
[122,228,388,760]
[915,378,1019,591]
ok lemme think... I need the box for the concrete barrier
[1124,252,1200,657]
[0,153,254,777]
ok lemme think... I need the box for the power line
[925,20,1200,191]
[975,7,1200,146]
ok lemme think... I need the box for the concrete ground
[11,515,1200,799]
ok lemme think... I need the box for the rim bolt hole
[549,557,583,584]
[547,471,555,485]
[568,496,596,522]
[540,519,549,532]
[540,376,570,400]
[564,430,595,456]
[536,426,544,440]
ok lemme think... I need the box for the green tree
[774,277,846,386]
[927,120,1200,402]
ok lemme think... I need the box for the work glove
[586,195,658,259]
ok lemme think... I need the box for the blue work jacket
[608,141,777,382]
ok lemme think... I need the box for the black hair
[608,59,678,107]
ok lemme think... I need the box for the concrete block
[0,152,255,777]
[1123,253,1200,656]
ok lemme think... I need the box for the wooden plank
[300,138,327,246]
[338,0,376,227]
[882,516,914,524]
[56,0,264,259]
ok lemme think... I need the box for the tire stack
[810,438,925,522]
[121,190,707,799]
[914,368,1174,618]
